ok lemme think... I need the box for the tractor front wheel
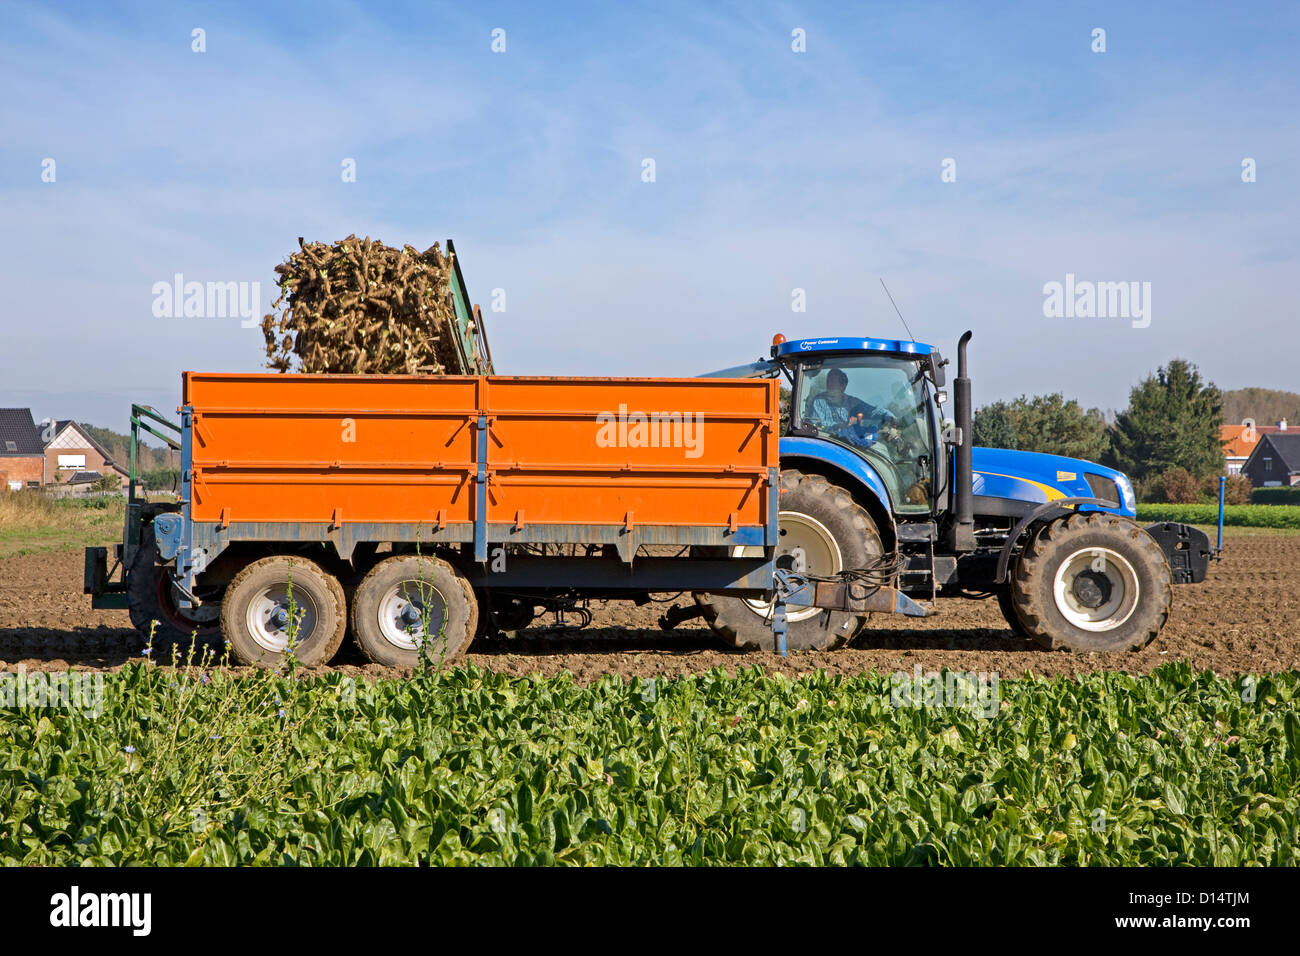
[995,584,1031,640]
[1008,512,1172,652]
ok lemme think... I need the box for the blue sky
[1,0,1297,435]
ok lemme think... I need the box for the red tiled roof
[1221,423,1291,459]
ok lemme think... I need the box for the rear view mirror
[928,352,947,387]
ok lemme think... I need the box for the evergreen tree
[973,401,1017,449]
[974,394,1109,461]
[1105,359,1224,481]
[1009,393,1110,462]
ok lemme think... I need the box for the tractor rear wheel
[693,470,882,651]
[1009,512,1172,652]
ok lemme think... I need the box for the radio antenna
[879,278,916,343]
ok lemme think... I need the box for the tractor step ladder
[895,521,939,605]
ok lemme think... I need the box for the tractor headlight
[1115,474,1136,513]
[1086,472,1134,513]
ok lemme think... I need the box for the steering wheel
[833,415,880,448]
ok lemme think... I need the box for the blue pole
[1217,475,1226,552]
[773,601,788,657]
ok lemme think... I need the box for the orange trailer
[179,372,778,558]
[94,371,783,667]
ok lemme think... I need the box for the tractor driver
[804,368,900,448]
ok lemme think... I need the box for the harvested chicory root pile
[262,235,462,374]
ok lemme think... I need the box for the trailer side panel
[181,372,777,540]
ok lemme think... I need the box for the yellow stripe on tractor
[975,470,1068,502]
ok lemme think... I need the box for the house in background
[1242,432,1300,487]
[1221,418,1290,475]
[0,410,132,492]
[41,419,128,485]
[0,408,45,490]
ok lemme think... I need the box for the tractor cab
[776,337,944,515]
[704,336,948,516]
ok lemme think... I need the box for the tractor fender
[994,496,1122,584]
[779,437,897,552]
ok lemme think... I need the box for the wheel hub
[774,547,808,574]
[1071,570,1112,609]
[735,511,843,624]
[377,582,447,651]
[1052,547,1139,632]
[245,585,319,653]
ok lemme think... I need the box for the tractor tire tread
[1010,512,1172,653]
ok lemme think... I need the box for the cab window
[795,356,934,512]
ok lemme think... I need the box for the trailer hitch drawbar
[769,568,932,656]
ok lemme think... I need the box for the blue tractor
[692,331,1212,653]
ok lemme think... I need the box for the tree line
[1221,387,1300,426]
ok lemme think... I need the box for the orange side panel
[482,377,774,528]
[183,372,777,530]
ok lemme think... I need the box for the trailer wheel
[350,555,478,668]
[481,594,536,635]
[127,523,222,656]
[220,555,347,667]
[1009,512,1172,652]
[693,470,881,651]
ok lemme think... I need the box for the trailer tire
[220,555,347,667]
[127,523,223,657]
[479,593,536,636]
[693,470,881,651]
[1009,512,1172,652]
[350,555,478,668]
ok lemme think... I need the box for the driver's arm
[803,393,825,427]
[859,398,900,427]
[843,396,883,423]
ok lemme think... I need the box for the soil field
[1,529,1297,681]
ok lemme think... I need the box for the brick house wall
[43,422,128,484]
[1,408,47,489]
[0,456,45,489]
[44,440,122,483]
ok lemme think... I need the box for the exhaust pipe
[951,330,976,552]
